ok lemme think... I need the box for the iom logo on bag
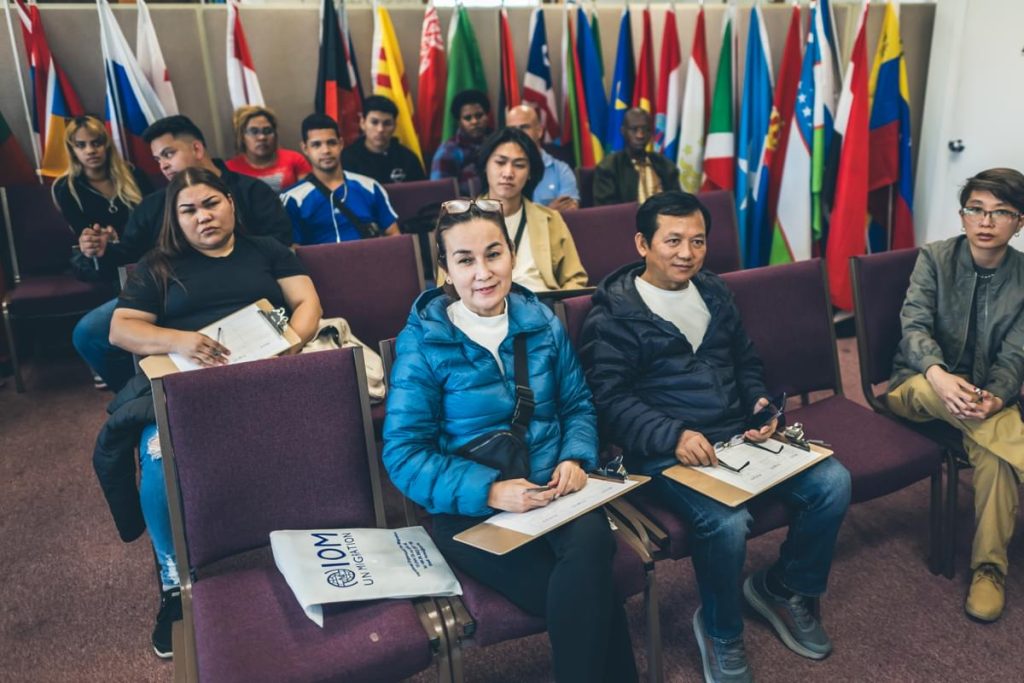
[311,532,375,588]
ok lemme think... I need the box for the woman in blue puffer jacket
[382,198,637,683]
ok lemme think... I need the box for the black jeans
[433,509,638,683]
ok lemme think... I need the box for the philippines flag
[98,0,165,176]
[654,7,682,162]
[605,8,634,152]
[136,0,178,115]
[15,0,85,178]
[523,8,559,143]
[226,0,265,110]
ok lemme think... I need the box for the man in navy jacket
[579,191,851,683]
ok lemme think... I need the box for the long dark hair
[135,167,241,304]
[478,127,545,201]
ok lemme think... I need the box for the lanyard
[512,207,528,253]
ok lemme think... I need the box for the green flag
[442,6,488,141]
[590,10,604,81]
[700,5,735,192]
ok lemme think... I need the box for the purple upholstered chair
[378,337,664,683]
[723,259,943,573]
[700,189,742,275]
[562,202,639,286]
[577,167,596,208]
[296,235,426,438]
[153,349,451,683]
[851,249,966,577]
[383,178,458,225]
[1,185,115,391]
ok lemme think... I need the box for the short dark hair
[959,168,1024,214]
[142,115,206,146]
[450,89,490,121]
[362,95,398,119]
[635,191,712,244]
[301,113,340,142]
[477,127,545,200]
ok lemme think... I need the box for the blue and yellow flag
[605,8,634,152]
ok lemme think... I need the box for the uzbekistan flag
[227,0,265,110]
[523,8,560,144]
[605,8,634,152]
[15,0,85,178]
[654,7,682,163]
[371,5,424,168]
[97,0,166,176]
[867,0,914,251]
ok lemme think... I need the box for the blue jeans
[72,298,134,391]
[653,457,851,641]
[139,424,179,590]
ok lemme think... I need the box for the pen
[212,327,223,357]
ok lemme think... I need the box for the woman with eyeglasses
[54,115,152,255]
[103,166,321,658]
[226,105,311,192]
[383,200,637,683]
[887,168,1024,624]
[458,127,588,292]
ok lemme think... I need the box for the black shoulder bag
[455,335,535,480]
[306,174,382,239]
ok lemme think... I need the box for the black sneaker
[152,587,182,658]
[693,607,753,683]
[743,570,832,660]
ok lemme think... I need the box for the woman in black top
[110,166,321,657]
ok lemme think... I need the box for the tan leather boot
[965,564,1005,622]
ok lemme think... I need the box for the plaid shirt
[429,128,488,196]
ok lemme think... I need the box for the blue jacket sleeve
[382,326,501,517]
[281,194,306,246]
[373,183,399,229]
[550,319,599,471]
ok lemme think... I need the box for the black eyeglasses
[245,126,275,137]
[440,198,503,216]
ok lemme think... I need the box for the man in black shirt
[73,115,293,392]
[340,95,426,186]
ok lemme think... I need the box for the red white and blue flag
[523,8,559,143]
[98,0,167,176]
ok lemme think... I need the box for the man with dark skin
[593,107,681,206]
[430,89,492,195]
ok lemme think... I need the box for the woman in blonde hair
[226,105,310,192]
[53,114,152,239]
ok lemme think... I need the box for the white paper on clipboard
[168,303,290,372]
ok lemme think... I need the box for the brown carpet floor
[1,339,1021,682]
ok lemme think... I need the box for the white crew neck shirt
[447,298,510,372]
[505,205,550,292]
[634,276,711,350]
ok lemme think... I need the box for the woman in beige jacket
[438,127,588,291]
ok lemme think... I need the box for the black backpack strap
[509,334,535,438]
[305,174,381,239]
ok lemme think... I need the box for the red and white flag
[416,3,445,159]
[632,7,655,113]
[677,5,708,192]
[826,2,870,310]
[523,7,559,143]
[654,7,682,162]
[227,0,264,110]
[136,0,178,115]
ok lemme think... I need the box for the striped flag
[762,4,803,264]
[371,4,423,168]
[560,6,595,167]
[15,0,85,178]
[605,8,634,152]
[826,2,870,310]
[736,5,774,268]
[136,0,178,115]
[576,5,607,163]
[443,5,487,141]
[701,3,735,192]
[416,3,446,158]
[773,3,819,263]
[814,0,842,242]
[316,0,363,145]
[654,7,682,163]
[867,0,914,251]
[226,0,265,110]
[523,8,560,144]
[97,0,166,176]
[632,8,654,113]
[497,7,520,127]
[677,5,708,192]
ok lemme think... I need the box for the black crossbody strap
[509,334,535,437]
[305,174,381,239]
[512,207,528,252]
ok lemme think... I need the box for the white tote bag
[270,526,462,626]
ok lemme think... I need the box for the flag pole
[3,0,42,179]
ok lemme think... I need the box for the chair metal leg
[928,469,942,575]
[2,303,24,393]
[414,598,454,683]
[944,451,960,579]
[438,598,465,683]
[644,566,663,683]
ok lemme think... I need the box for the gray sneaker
[743,570,832,660]
[692,607,754,683]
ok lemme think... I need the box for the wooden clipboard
[139,299,302,380]
[663,439,832,507]
[454,474,650,556]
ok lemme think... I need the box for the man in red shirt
[227,105,311,192]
